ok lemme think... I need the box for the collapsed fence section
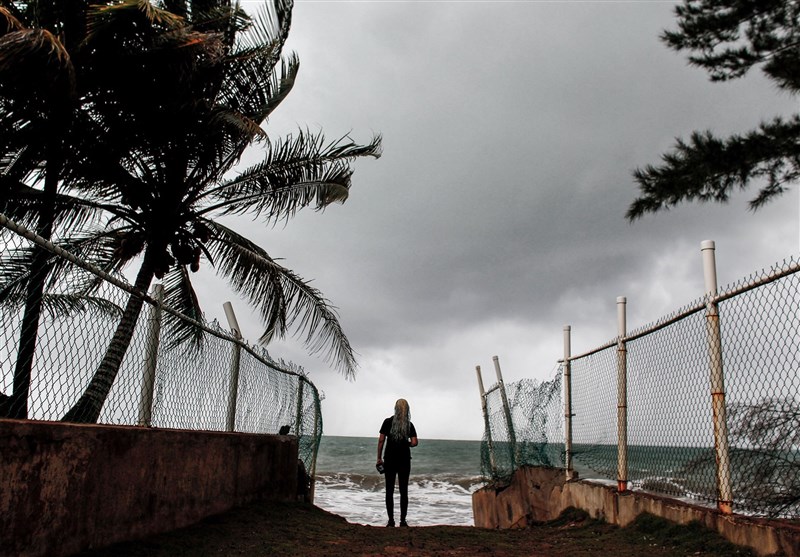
[478,242,800,519]
[477,358,563,482]
[0,213,323,477]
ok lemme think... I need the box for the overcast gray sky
[198,0,799,440]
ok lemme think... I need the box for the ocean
[313,437,798,523]
[313,436,483,526]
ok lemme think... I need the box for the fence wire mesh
[480,254,800,519]
[480,373,563,482]
[0,215,323,477]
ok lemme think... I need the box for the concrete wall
[473,466,800,557]
[1,419,299,557]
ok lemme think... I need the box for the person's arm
[377,433,386,464]
[409,423,418,447]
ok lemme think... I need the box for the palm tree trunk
[8,153,59,419]
[61,248,157,424]
[8,251,48,419]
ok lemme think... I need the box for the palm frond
[184,47,301,184]
[220,51,298,130]
[83,0,217,136]
[89,0,185,36]
[0,7,23,36]
[44,293,123,319]
[236,0,292,54]
[221,163,355,218]
[0,129,41,181]
[204,219,357,376]
[0,243,38,304]
[187,1,249,36]
[0,228,125,306]
[0,180,41,227]
[0,182,104,234]
[61,138,152,212]
[0,291,123,318]
[0,28,66,71]
[196,0,292,138]
[0,27,75,101]
[161,265,205,350]
[210,106,265,139]
[196,106,267,169]
[199,131,381,219]
[58,227,129,276]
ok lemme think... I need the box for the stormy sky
[198,0,799,440]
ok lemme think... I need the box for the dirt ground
[73,501,759,557]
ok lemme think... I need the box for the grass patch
[544,506,595,526]
[628,513,756,556]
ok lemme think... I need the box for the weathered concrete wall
[1,419,299,557]
[473,466,800,557]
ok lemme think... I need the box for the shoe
[386,519,395,527]
[399,520,408,527]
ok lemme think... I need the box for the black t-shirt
[380,417,417,463]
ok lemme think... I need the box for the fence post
[137,284,164,426]
[223,301,242,433]
[616,297,628,493]
[308,392,320,502]
[476,365,497,477]
[493,355,518,469]
[563,325,575,480]
[701,240,733,515]
[294,377,305,436]
[492,356,519,464]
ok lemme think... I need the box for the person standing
[377,398,418,527]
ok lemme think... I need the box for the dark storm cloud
[205,1,799,438]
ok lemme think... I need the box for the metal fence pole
[563,325,575,480]
[137,284,164,426]
[701,240,733,514]
[476,365,497,477]
[309,392,320,502]
[294,377,305,436]
[616,296,628,493]
[223,301,242,433]
[493,355,518,469]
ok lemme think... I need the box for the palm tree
[0,1,190,418]
[57,0,380,423]
[0,4,83,418]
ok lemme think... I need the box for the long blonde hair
[389,398,411,441]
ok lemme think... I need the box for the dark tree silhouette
[679,397,800,516]
[726,397,800,517]
[0,3,104,418]
[628,0,800,220]
[59,1,380,424]
[0,1,380,423]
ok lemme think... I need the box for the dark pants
[384,459,411,520]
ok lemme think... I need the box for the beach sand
[73,501,755,556]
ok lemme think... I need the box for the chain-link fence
[479,363,563,482]
[0,213,323,478]
[480,244,800,519]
